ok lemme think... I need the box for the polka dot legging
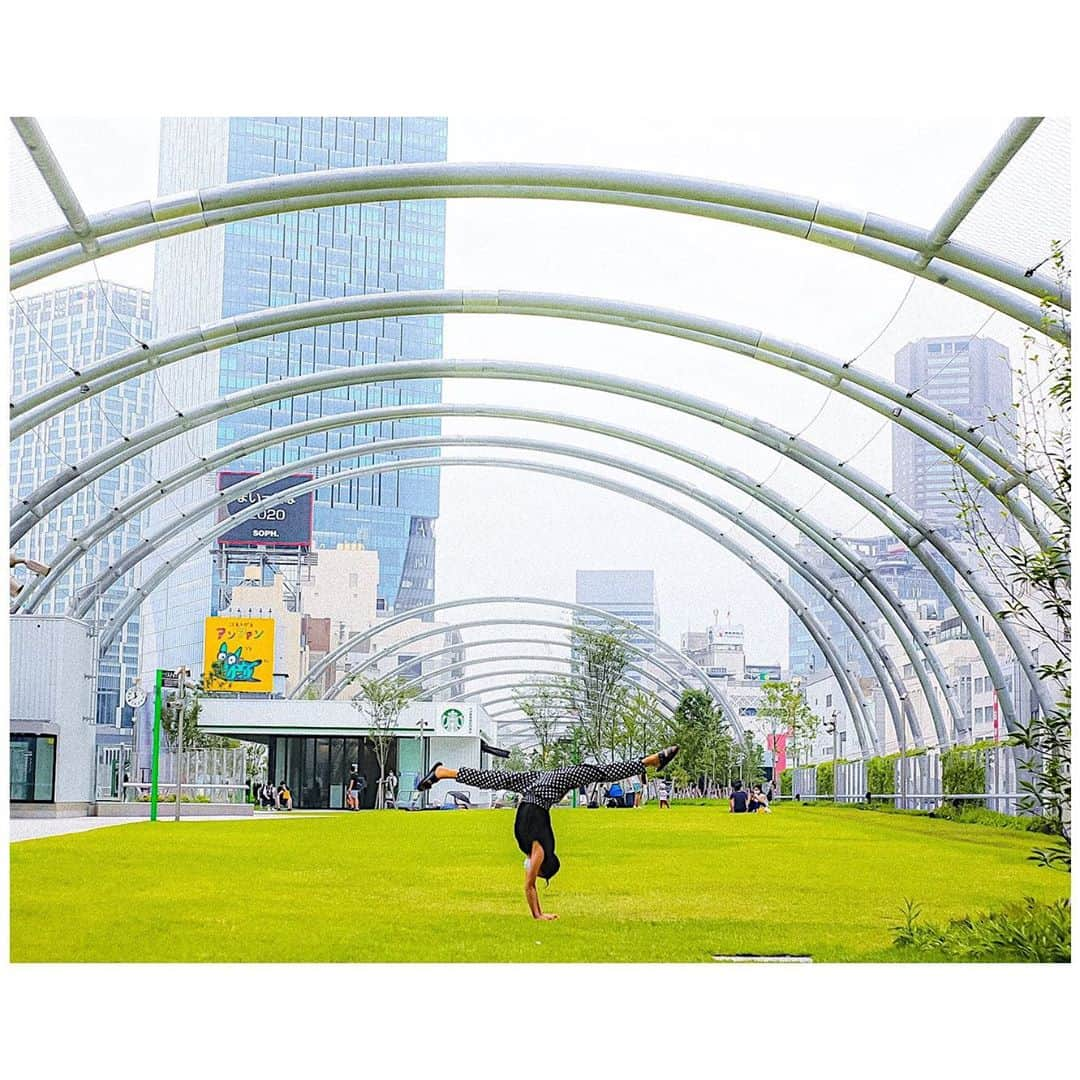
[455,760,645,809]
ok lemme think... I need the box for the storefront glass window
[10,734,57,803]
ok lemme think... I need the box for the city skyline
[9,117,1062,671]
[9,280,153,725]
[136,116,448,676]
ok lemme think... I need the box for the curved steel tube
[10,161,1068,331]
[395,652,683,704]
[28,353,1041,726]
[64,427,909,747]
[20,399,957,743]
[11,290,1058,532]
[420,672,679,716]
[295,596,740,733]
[90,452,880,754]
[328,619,704,704]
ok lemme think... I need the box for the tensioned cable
[89,260,209,465]
[1024,237,1071,278]
[9,285,193,563]
[735,275,921,512]
[806,306,1004,530]
[9,292,132,468]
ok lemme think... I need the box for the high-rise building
[893,335,1015,531]
[787,533,952,680]
[9,281,154,726]
[787,335,1014,680]
[574,571,660,683]
[141,117,447,675]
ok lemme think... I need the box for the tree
[759,681,819,769]
[348,675,420,809]
[514,679,566,768]
[617,689,666,761]
[559,626,632,761]
[161,681,232,751]
[950,243,1070,867]
[668,689,731,794]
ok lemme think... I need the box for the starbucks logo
[439,708,465,733]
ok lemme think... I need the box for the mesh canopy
[952,117,1071,274]
[7,125,68,238]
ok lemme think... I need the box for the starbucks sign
[439,707,466,733]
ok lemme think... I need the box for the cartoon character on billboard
[216,643,264,684]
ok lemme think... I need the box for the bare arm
[524,840,557,920]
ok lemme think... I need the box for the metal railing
[786,744,1035,814]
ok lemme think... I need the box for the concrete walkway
[9,817,145,843]
[8,814,295,843]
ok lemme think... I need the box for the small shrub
[816,761,834,797]
[941,746,988,808]
[893,897,1070,963]
[929,803,1053,833]
[866,755,895,796]
[779,769,792,796]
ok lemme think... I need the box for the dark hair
[733,779,743,790]
[540,850,561,883]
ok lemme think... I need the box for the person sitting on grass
[730,779,750,813]
[416,745,679,920]
[749,785,771,813]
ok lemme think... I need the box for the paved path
[9,814,288,843]
[9,817,144,843]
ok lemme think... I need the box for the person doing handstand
[417,745,679,919]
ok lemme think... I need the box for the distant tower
[142,116,448,675]
[574,570,660,685]
[893,335,1016,535]
[10,281,154,726]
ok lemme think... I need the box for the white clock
[124,685,147,709]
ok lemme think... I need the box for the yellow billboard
[203,616,275,693]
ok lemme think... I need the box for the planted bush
[816,761,835,797]
[779,769,792,796]
[894,897,1070,963]
[866,755,895,796]
[941,745,988,809]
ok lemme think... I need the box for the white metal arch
[10,289,1059,537]
[327,618,705,704]
[17,399,959,744]
[87,452,880,752]
[10,144,1068,339]
[20,353,1043,725]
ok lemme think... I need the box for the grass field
[10,803,1068,962]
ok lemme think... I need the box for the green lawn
[10,803,1068,962]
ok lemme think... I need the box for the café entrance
[267,735,401,809]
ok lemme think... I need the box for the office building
[893,335,1016,533]
[787,533,953,680]
[9,281,154,727]
[574,569,660,666]
[141,116,447,676]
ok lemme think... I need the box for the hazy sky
[10,116,1064,669]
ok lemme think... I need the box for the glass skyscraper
[141,117,447,675]
[9,281,153,725]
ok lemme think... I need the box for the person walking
[346,766,365,811]
[417,745,680,919]
[656,775,670,809]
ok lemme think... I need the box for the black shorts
[514,800,555,859]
